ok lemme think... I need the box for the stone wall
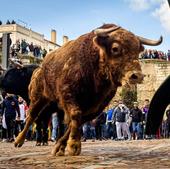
[137,59,170,104]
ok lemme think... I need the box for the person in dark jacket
[2,93,20,142]
[130,102,143,140]
[94,112,106,140]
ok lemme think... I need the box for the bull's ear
[93,25,120,49]
[140,44,144,52]
[93,36,109,49]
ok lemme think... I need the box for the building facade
[0,23,60,53]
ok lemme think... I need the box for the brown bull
[14,24,162,156]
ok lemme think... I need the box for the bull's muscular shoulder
[39,33,101,100]
[42,33,99,77]
[44,40,75,62]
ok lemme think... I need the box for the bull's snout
[129,72,144,84]
[130,73,138,80]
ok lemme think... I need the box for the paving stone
[0,139,170,168]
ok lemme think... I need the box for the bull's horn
[138,36,163,46]
[94,26,120,37]
[9,58,23,68]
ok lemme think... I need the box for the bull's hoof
[14,134,25,147]
[67,139,81,156]
[14,141,24,147]
[51,142,65,156]
[56,149,65,156]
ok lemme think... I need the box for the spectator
[130,102,143,140]
[153,50,159,59]
[2,93,20,142]
[42,48,47,58]
[148,50,154,59]
[105,101,118,140]
[142,99,150,122]
[11,45,17,57]
[113,100,131,140]
[10,40,20,57]
[95,112,107,140]
[141,50,148,59]
[82,122,90,142]
[35,120,49,146]
[6,20,10,24]
[51,112,59,142]
[142,99,150,139]
[1,113,7,142]
[14,97,26,137]
[34,45,40,57]
[105,108,114,139]
[90,120,96,141]
[29,42,34,56]
[0,93,7,142]
[168,50,170,61]
[82,121,96,142]
[15,40,21,52]
[21,39,27,54]
[11,20,16,24]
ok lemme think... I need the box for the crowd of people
[81,99,170,142]
[10,39,47,58]
[140,49,170,61]
[1,93,170,145]
[0,92,64,145]
[0,20,48,58]
[0,20,16,25]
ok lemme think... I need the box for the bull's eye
[112,47,118,52]
[111,43,121,56]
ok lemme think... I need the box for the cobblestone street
[0,139,170,169]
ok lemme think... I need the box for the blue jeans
[90,126,96,139]
[5,115,15,140]
[105,122,114,139]
[82,123,90,139]
[51,113,59,140]
[132,122,142,139]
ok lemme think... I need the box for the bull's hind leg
[51,109,67,156]
[67,106,82,156]
[51,106,81,156]
[14,98,47,147]
[51,124,71,156]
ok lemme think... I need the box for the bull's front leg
[14,99,47,147]
[66,106,82,156]
[14,114,33,147]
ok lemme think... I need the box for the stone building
[0,23,70,66]
[0,23,61,53]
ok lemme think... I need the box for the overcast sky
[1,0,170,51]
